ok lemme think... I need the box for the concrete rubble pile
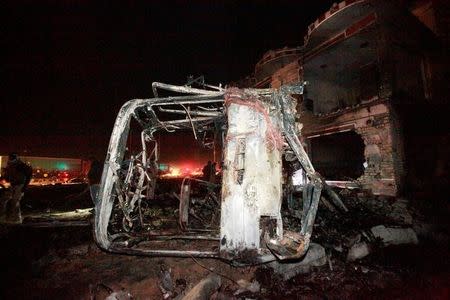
[265,190,421,280]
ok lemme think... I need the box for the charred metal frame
[94,80,345,264]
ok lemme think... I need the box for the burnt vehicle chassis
[94,79,346,264]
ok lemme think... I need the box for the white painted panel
[220,100,282,255]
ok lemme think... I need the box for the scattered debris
[234,279,261,295]
[327,252,333,271]
[388,198,413,225]
[105,290,134,300]
[347,242,371,262]
[267,243,327,280]
[159,264,174,299]
[89,283,133,300]
[343,233,361,248]
[370,225,418,246]
[181,274,222,300]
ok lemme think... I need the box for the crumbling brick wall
[271,60,301,89]
[267,58,399,197]
[387,103,407,195]
[355,113,397,196]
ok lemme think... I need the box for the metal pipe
[152,82,222,97]
[180,103,198,140]
[152,98,224,106]
[202,83,224,91]
[158,107,221,117]
[110,245,220,258]
[141,131,147,166]
[146,235,220,241]
[198,105,223,111]
[161,117,215,125]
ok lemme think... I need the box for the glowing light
[56,162,69,170]
[171,167,181,177]
[190,169,203,177]
[161,167,182,178]
[159,163,205,178]
[158,163,169,171]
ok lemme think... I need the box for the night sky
[2,0,335,158]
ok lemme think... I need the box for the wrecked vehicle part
[220,88,284,262]
[95,80,342,264]
[179,178,220,231]
[95,92,224,251]
[151,81,223,98]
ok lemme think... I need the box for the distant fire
[163,167,181,178]
[160,163,203,178]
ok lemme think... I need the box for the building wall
[271,60,301,89]
[269,60,398,196]
[244,0,447,197]
[355,112,397,196]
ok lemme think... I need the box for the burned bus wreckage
[94,79,348,265]
[93,0,449,267]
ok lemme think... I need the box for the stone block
[181,274,222,300]
[267,243,326,280]
[371,225,418,246]
[347,242,371,261]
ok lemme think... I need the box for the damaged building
[237,0,449,198]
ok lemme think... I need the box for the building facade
[237,0,448,197]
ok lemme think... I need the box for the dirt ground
[0,225,449,299]
[0,184,449,299]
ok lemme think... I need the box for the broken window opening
[309,131,365,180]
[304,27,380,114]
